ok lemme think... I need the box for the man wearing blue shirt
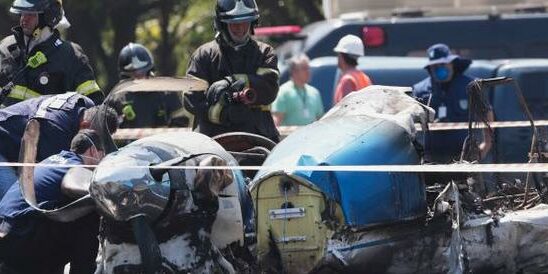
[0,129,105,274]
[413,44,495,194]
[0,92,118,198]
[413,43,493,164]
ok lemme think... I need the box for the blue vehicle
[276,10,548,77]
[305,56,548,165]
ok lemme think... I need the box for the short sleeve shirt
[0,150,82,236]
[272,81,324,126]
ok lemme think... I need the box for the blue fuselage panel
[258,116,426,228]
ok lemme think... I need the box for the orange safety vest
[333,69,372,104]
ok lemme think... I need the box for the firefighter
[108,42,188,128]
[0,92,118,199]
[118,42,155,80]
[184,0,280,142]
[0,130,105,274]
[0,0,104,107]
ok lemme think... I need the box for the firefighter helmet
[118,43,155,79]
[214,0,259,49]
[10,0,63,28]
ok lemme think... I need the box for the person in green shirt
[272,54,324,126]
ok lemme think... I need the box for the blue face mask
[433,66,451,82]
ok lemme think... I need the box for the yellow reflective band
[27,51,47,69]
[208,102,224,125]
[76,80,101,96]
[250,104,271,111]
[233,74,250,88]
[8,85,42,100]
[256,67,279,77]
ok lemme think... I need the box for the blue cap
[424,43,471,70]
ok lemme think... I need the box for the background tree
[0,0,323,93]
[0,0,13,35]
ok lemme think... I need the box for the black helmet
[10,0,63,28]
[118,43,154,79]
[214,0,259,49]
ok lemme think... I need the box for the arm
[312,87,325,120]
[233,44,279,105]
[412,78,433,106]
[0,36,19,87]
[271,87,286,126]
[315,100,325,120]
[186,48,211,83]
[70,43,104,105]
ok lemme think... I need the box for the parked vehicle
[276,10,548,71]
[305,56,548,164]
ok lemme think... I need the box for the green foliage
[136,0,215,76]
[174,0,215,75]
[0,0,323,87]
[258,0,323,27]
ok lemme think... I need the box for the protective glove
[205,77,245,106]
[122,104,136,121]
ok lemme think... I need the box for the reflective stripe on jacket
[0,27,103,107]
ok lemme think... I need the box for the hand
[205,78,231,106]
[205,77,246,106]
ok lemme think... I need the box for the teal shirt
[272,81,324,126]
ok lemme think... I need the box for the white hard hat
[333,34,364,57]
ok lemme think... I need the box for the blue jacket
[0,93,94,162]
[0,150,82,236]
[413,74,473,163]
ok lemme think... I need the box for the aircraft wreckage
[14,78,548,273]
[251,81,548,274]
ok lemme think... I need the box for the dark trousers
[0,213,99,274]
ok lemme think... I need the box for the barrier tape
[2,162,548,173]
[112,120,548,140]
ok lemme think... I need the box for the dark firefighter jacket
[185,39,280,142]
[0,27,103,107]
[108,83,187,129]
[0,92,94,163]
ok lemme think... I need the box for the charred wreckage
[9,77,548,273]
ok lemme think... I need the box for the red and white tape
[2,162,548,173]
[112,120,548,140]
